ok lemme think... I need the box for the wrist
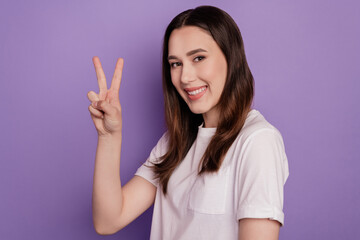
[98,132,122,143]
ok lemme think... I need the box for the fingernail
[92,101,97,107]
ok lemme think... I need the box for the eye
[170,62,182,68]
[194,56,205,62]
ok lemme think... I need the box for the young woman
[87,5,289,240]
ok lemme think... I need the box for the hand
[87,56,124,137]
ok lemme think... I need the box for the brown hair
[152,5,254,194]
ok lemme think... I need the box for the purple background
[1,0,359,239]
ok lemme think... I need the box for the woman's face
[168,26,228,127]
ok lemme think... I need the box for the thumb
[92,100,116,117]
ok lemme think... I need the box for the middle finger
[110,58,124,94]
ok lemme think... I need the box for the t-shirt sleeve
[134,132,169,187]
[236,129,289,226]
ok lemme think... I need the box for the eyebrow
[167,48,207,61]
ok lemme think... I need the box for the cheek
[170,71,177,86]
[214,58,227,81]
[200,58,227,88]
[170,71,182,92]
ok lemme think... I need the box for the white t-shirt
[135,109,289,240]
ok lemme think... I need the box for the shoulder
[155,131,170,149]
[148,131,170,162]
[229,110,289,183]
[228,109,287,162]
[238,109,283,142]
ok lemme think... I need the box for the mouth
[184,86,207,100]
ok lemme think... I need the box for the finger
[92,100,117,117]
[88,105,104,119]
[92,56,108,100]
[110,58,124,93]
[87,91,100,102]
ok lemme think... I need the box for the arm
[92,134,156,235]
[236,129,288,239]
[238,219,280,240]
[88,57,156,235]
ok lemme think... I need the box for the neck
[202,108,220,128]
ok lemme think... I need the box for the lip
[184,86,207,92]
[184,85,207,100]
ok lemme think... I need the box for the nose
[180,62,196,84]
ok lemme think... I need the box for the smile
[187,87,207,95]
[184,86,207,100]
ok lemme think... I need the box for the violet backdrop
[0,0,359,239]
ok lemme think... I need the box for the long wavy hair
[152,5,254,195]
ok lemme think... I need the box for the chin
[187,105,208,115]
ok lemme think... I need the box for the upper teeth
[188,87,206,95]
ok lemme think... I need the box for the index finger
[110,58,124,93]
[92,56,108,100]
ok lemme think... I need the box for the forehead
[168,26,216,54]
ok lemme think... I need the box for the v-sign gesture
[87,56,124,137]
